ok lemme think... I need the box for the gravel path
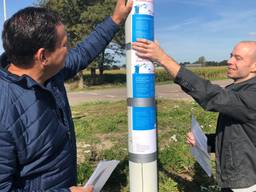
[67,79,233,106]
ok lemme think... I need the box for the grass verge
[72,100,221,192]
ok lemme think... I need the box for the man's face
[46,24,68,76]
[227,43,256,83]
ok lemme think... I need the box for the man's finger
[133,45,148,53]
[133,44,149,51]
[126,0,133,9]
[136,38,149,43]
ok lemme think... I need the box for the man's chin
[227,75,239,82]
[227,72,235,79]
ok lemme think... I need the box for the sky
[0,0,256,63]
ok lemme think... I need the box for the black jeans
[221,188,233,192]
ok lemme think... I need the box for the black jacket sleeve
[62,17,118,81]
[174,67,256,123]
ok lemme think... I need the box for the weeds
[73,99,219,191]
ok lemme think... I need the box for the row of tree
[180,56,227,66]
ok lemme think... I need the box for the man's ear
[34,48,48,66]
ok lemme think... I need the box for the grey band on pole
[127,98,155,107]
[125,43,132,50]
[129,152,157,163]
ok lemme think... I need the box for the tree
[38,0,126,87]
[179,61,190,66]
[219,60,227,66]
[197,56,206,66]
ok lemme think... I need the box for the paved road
[67,79,233,106]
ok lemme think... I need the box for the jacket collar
[226,76,256,90]
[0,52,41,89]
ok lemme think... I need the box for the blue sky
[1,0,256,63]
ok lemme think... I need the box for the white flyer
[84,160,119,192]
[191,116,212,177]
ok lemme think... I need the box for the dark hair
[2,7,62,67]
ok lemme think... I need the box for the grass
[72,99,221,191]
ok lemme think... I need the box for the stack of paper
[84,160,120,192]
[191,116,212,177]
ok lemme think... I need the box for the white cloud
[202,10,256,33]
[167,0,217,7]
[157,8,256,39]
[162,18,201,32]
[249,32,256,37]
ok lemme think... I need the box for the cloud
[249,32,256,37]
[161,18,201,32]
[157,8,256,37]
[202,9,256,33]
[154,1,256,62]
[166,0,217,7]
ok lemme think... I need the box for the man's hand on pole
[132,39,181,78]
[112,0,133,25]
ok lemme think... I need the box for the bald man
[132,40,256,192]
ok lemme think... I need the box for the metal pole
[125,1,157,191]
[3,0,7,21]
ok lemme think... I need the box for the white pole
[125,1,158,192]
[3,0,7,21]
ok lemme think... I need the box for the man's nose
[227,57,234,65]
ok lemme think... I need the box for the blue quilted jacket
[0,17,118,192]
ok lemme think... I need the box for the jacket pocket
[221,139,247,181]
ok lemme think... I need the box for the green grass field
[72,99,221,192]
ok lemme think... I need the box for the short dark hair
[2,7,62,67]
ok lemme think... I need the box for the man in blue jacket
[132,39,256,191]
[0,0,132,191]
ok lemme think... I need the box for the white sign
[133,0,153,16]
[84,160,119,192]
[191,116,212,177]
[130,129,157,154]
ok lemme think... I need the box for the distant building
[184,63,203,67]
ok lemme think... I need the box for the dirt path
[67,79,233,106]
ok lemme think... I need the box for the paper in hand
[191,115,212,177]
[84,160,119,192]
